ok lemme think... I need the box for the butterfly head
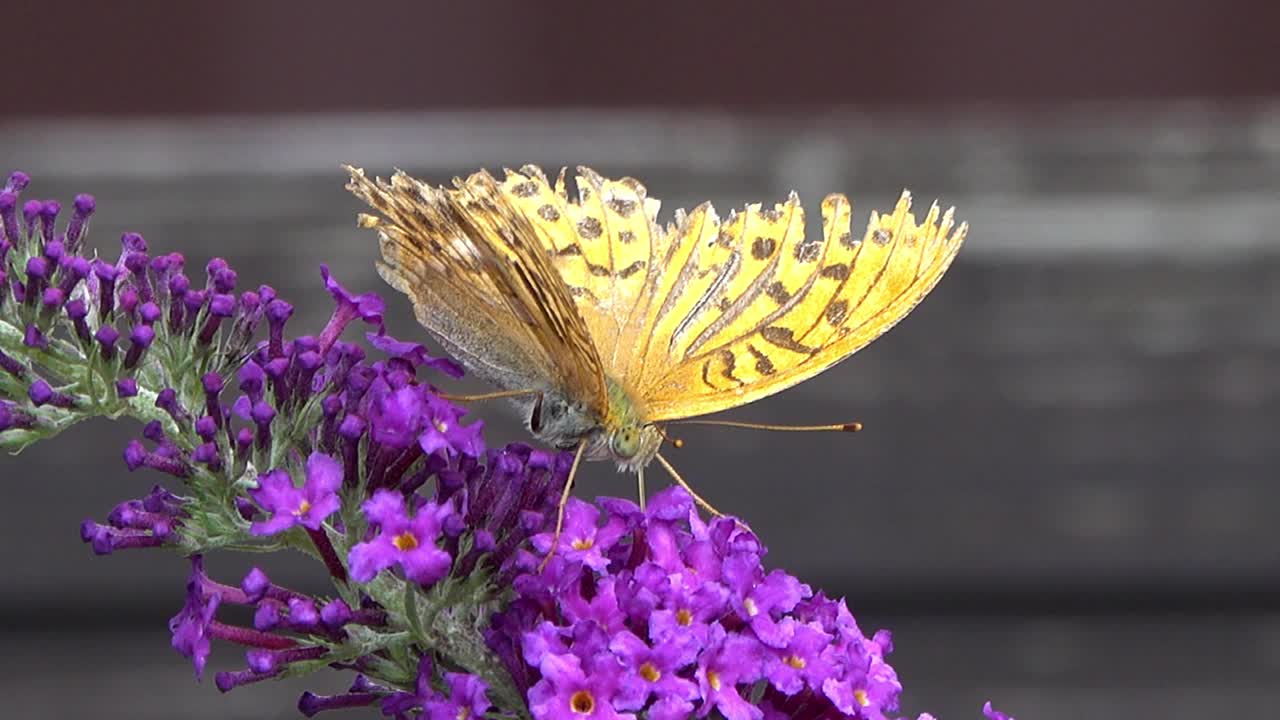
[605,421,663,471]
[600,377,664,471]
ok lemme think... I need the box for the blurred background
[2,1,1279,718]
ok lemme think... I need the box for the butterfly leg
[636,467,647,511]
[539,439,589,572]
[654,452,725,518]
[437,388,542,403]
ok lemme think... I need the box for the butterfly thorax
[600,376,663,472]
[529,376,661,473]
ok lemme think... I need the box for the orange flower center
[293,499,311,517]
[456,708,470,720]
[743,597,759,616]
[707,670,722,692]
[569,690,595,715]
[676,608,693,626]
[392,531,419,551]
[785,655,806,669]
[571,537,594,551]
[639,662,661,683]
[434,418,449,433]
[854,689,870,707]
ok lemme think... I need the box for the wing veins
[681,197,797,359]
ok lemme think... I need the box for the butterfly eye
[610,427,640,459]
[529,393,545,434]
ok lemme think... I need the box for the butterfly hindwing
[636,190,966,421]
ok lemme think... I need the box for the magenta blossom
[695,625,766,720]
[762,619,837,696]
[418,394,485,459]
[425,672,493,720]
[528,652,634,720]
[984,702,1017,720]
[248,452,343,536]
[366,330,464,378]
[609,629,699,720]
[317,264,385,353]
[531,497,627,573]
[348,489,453,585]
[169,560,222,679]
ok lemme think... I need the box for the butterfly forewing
[345,166,607,416]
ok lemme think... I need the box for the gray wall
[2,106,1278,718]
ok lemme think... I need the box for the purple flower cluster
[489,488,905,720]
[80,484,186,554]
[167,555,388,691]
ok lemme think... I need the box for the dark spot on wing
[766,281,791,304]
[761,326,816,354]
[578,216,603,239]
[719,349,743,385]
[607,197,638,217]
[616,260,646,279]
[794,240,822,263]
[820,264,850,281]
[751,236,777,260]
[746,344,776,375]
[825,299,849,324]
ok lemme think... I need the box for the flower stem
[208,621,299,650]
[307,526,349,583]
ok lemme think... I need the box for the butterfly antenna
[667,419,863,433]
[652,425,686,449]
[539,439,589,572]
[437,388,541,403]
[653,452,726,518]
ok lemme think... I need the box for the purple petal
[251,513,300,536]
[299,494,341,530]
[362,489,408,527]
[650,697,696,720]
[348,536,398,582]
[250,470,301,513]
[752,570,806,615]
[537,651,586,688]
[304,451,344,494]
[984,702,1015,720]
[401,544,452,585]
[608,630,650,666]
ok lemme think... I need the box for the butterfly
[344,165,965,539]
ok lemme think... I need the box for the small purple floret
[249,453,343,536]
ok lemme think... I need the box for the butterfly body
[514,376,662,471]
[346,164,966,479]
